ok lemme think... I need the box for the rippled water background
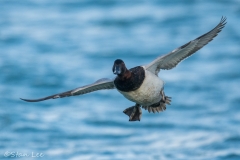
[0,0,240,159]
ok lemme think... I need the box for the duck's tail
[142,96,171,113]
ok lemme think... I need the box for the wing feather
[145,17,227,75]
[20,78,115,102]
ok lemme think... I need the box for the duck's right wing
[20,78,115,102]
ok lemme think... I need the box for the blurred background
[0,0,239,159]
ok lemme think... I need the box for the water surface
[0,0,240,159]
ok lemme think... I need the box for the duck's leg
[123,104,142,121]
[160,89,171,105]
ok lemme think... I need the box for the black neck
[114,66,145,92]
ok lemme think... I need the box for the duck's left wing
[145,17,227,75]
[20,78,115,102]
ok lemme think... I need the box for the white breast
[118,70,164,106]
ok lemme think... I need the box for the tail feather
[142,96,171,113]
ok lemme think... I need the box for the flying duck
[21,17,227,121]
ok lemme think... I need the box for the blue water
[0,0,240,159]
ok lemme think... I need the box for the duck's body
[20,17,227,122]
[115,67,164,106]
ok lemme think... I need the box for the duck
[21,17,227,121]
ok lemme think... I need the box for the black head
[112,59,127,76]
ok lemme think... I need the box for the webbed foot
[123,104,142,121]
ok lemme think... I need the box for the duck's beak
[113,65,121,75]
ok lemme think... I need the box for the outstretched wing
[145,17,227,75]
[20,78,115,102]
